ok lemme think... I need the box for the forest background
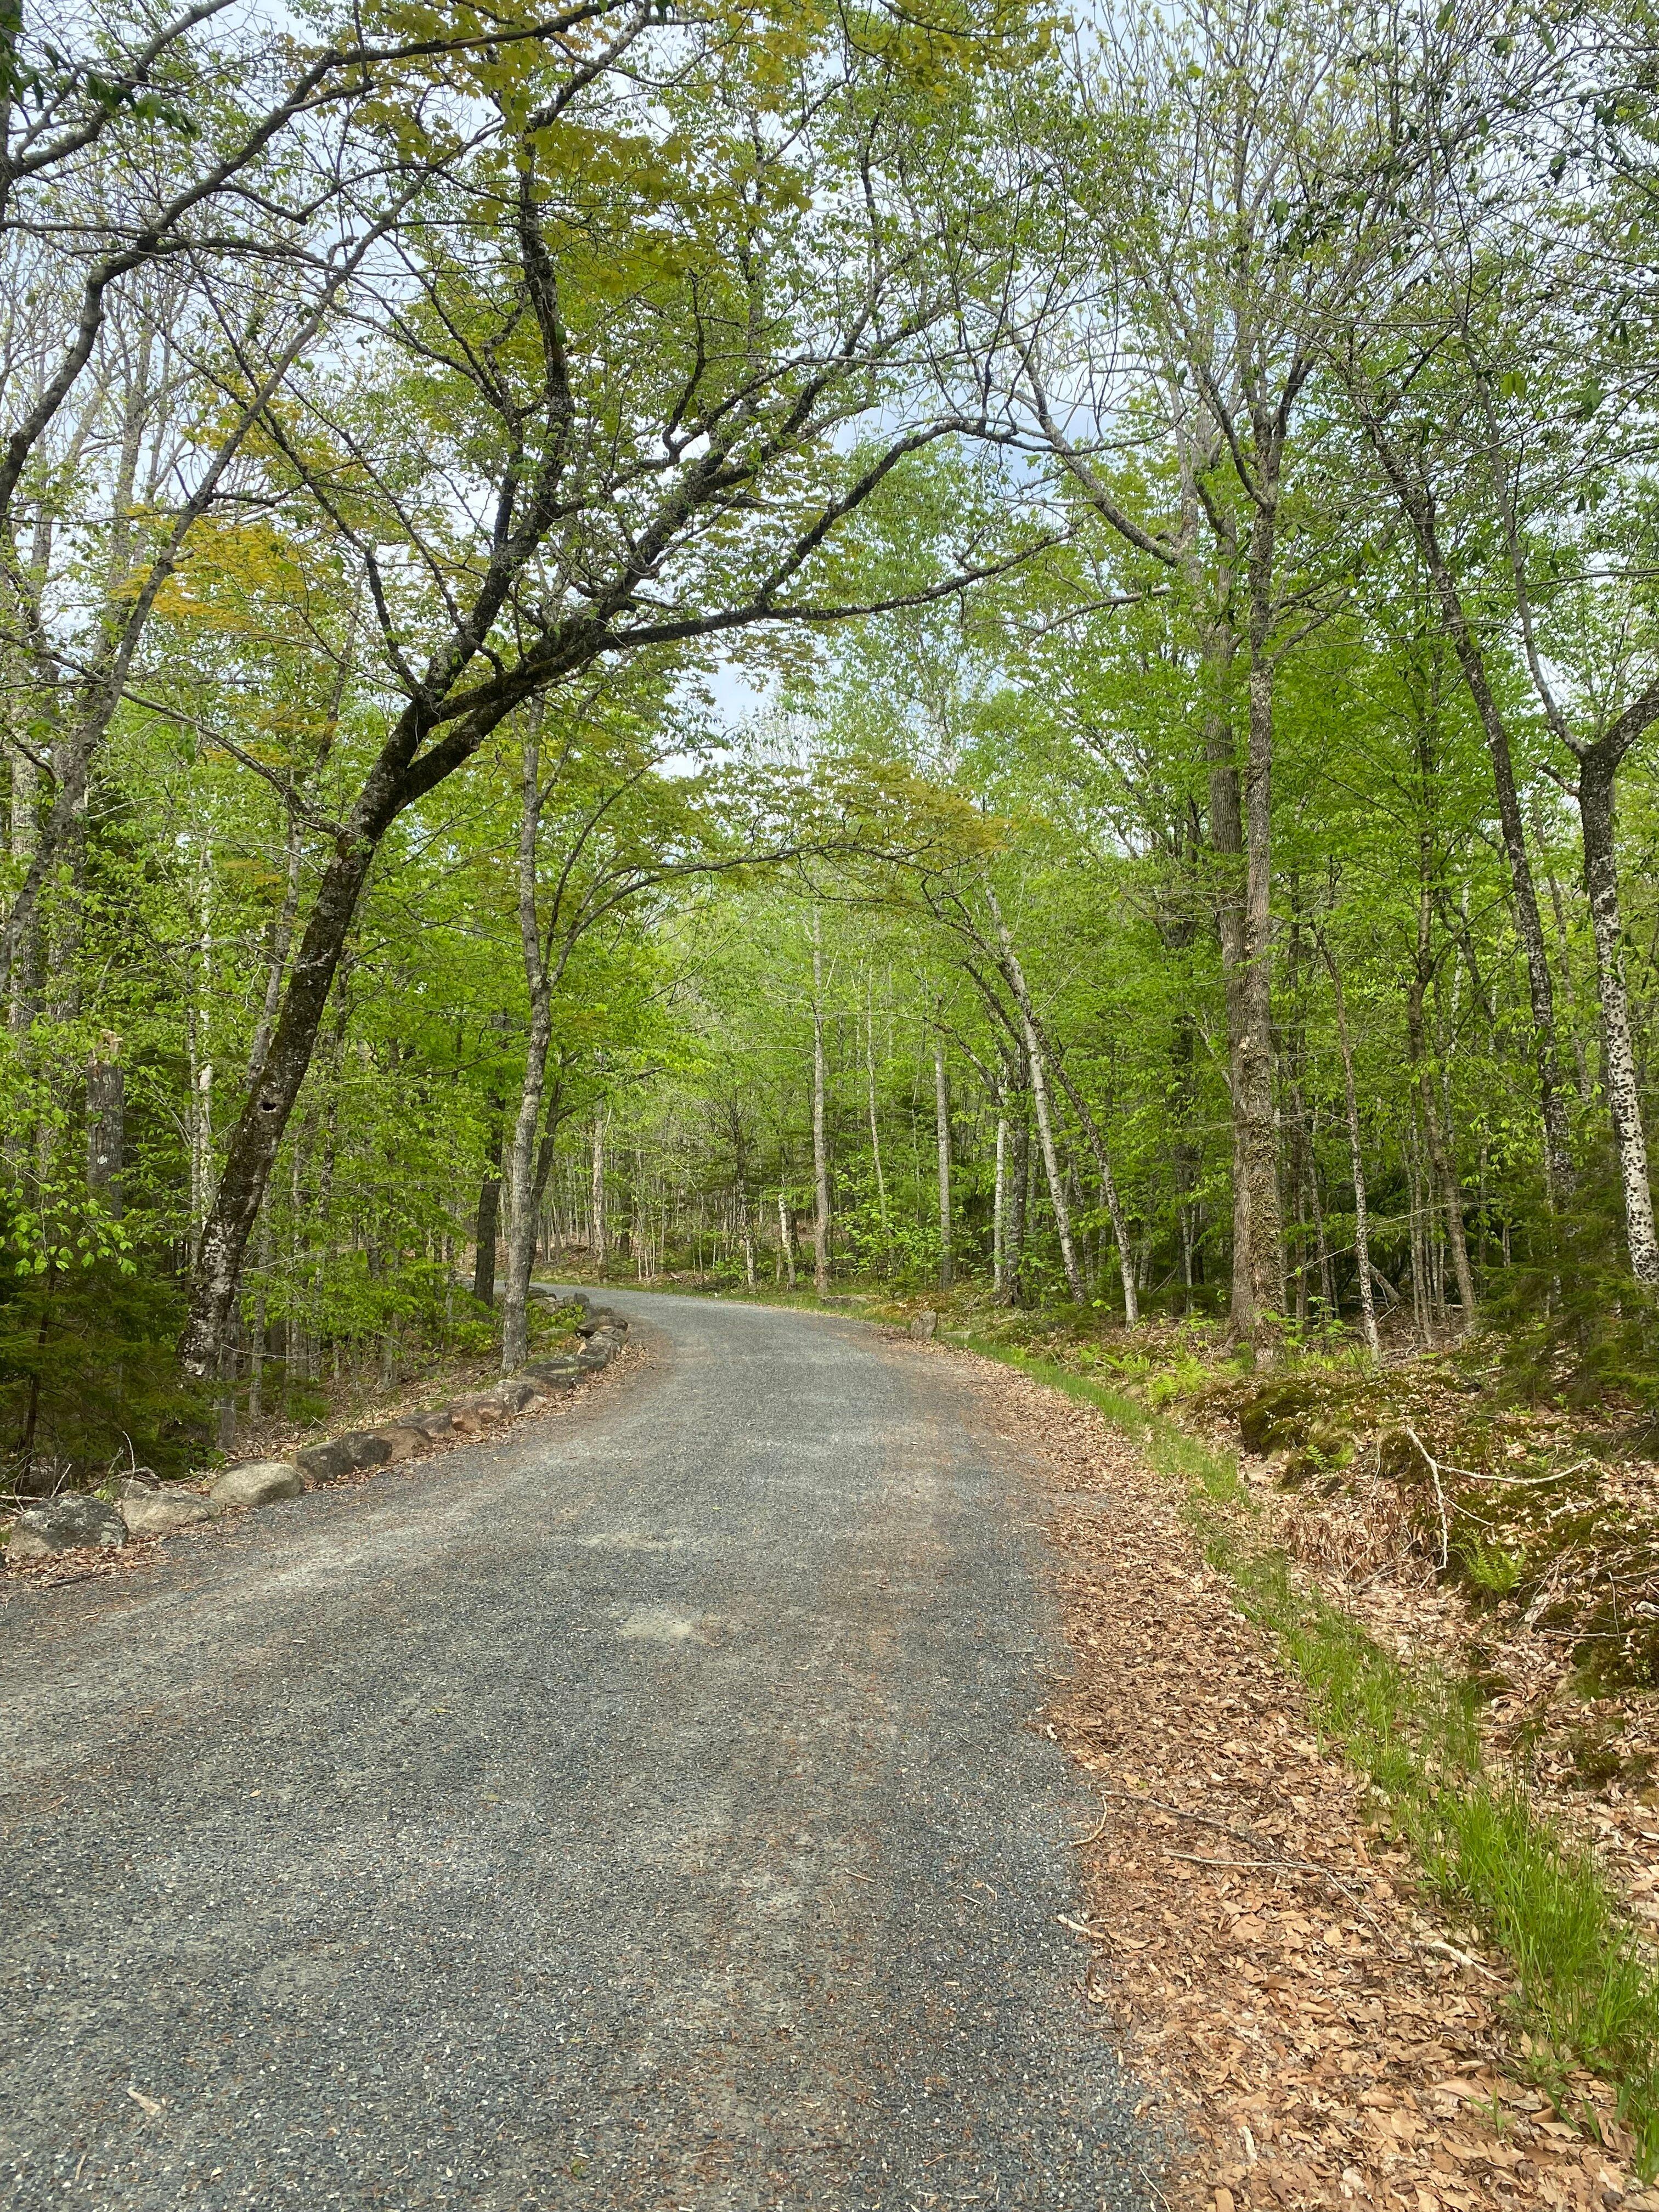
[1,0,1656,1495]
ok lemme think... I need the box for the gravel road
[1,1291,1148,2211]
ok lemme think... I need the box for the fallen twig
[1423,1936,1505,1984]
[1168,1851,1317,1873]
[1095,1785,1403,1954]
[1402,1424,1453,1571]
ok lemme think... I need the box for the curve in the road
[1,1290,1153,2211]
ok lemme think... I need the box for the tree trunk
[777,1188,797,1289]
[1321,936,1379,1356]
[1012,1096,1033,1297]
[811,916,831,1296]
[933,1028,953,1293]
[984,900,1082,1298]
[986,901,1134,1322]
[992,1108,1008,1301]
[249,803,303,1091]
[1307,1106,1335,1318]
[249,1214,270,1422]
[1542,850,1593,1101]
[1170,1006,1201,1306]
[7,736,36,1038]
[865,980,889,1265]
[179,810,382,1375]
[1026,1022,1081,1299]
[501,994,554,1372]
[502,714,557,1374]
[472,1114,504,1307]
[1351,404,1576,1201]
[1191,591,1256,1341]
[1579,748,1659,1284]
[590,1116,608,1274]
[1406,891,1477,1332]
[1044,1051,1138,1326]
[728,1104,757,1291]
[86,1036,123,1215]
[1234,492,1286,1344]
[741,1193,756,1289]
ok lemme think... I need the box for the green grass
[967,1335,1659,2176]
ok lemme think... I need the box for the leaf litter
[950,1344,1647,2212]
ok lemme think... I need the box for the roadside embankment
[2,1293,631,1583]
[941,1330,1659,2211]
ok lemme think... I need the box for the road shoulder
[943,1341,1644,2212]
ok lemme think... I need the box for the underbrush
[970,1339,1659,2178]
[0,1285,580,1517]
[953,1304,1659,1697]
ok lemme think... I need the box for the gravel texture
[0,1291,1147,2210]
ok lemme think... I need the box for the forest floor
[944,1338,1651,2212]
[950,1308,1659,1983]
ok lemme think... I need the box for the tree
[178,0,1046,1370]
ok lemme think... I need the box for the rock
[466,1386,516,1421]
[210,1460,304,1508]
[120,1468,163,1496]
[341,1431,396,1472]
[909,1310,938,1340]
[575,1344,611,1370]
[404,1409,455,1440]
[375,1426,426,1463]
[119,1489,220,1538]
[8,1493,127,1560]
[522,1364,577,1395]
[294,1432,393,1486]
[293,1438,357,1485]
[484,1379,538,1413]
[576,1309,626,1338]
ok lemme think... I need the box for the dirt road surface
[0,1291,1145,2210]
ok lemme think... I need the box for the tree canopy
[4,0,1659,1484]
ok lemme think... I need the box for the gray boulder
[9,1494,127,1560]
[576,1308,625,1338]
[293,1438,356,1485]
[210,1460,304,1509]
[481,1379,537,1414]
[523,1361,577,1394]
[294,1432,393,1486]
[119,1489,220,1538]
[339,1431,396,1471]
[909,1309,939,1340]
[403,1408,455,1440]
